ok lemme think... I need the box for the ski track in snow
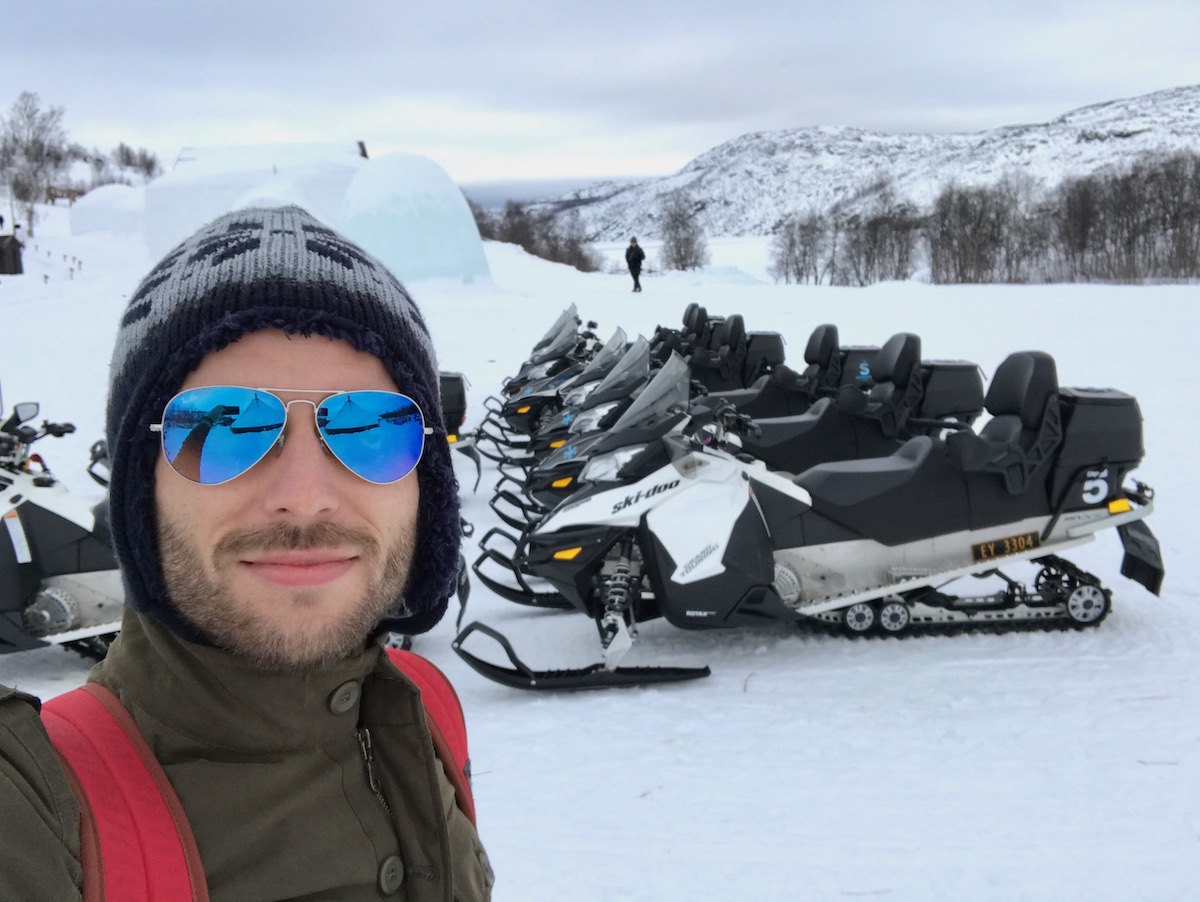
[1,207,1197,901]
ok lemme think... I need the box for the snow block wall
[90,143,488,284]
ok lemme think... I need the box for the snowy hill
[538,83,1200,239]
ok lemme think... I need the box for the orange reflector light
[448,434,458,443]
[517,405,531,414]
[553,547,583,561]
[552,477,574,489]
[550,439,566,449]
[1108,498,1132,514]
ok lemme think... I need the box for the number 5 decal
[1082,468,1109,505]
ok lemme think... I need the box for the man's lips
[240,550,359,588]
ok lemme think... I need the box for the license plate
[971,531,1040,562]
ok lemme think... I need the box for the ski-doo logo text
[679,543,719,577]
[611,479,680,514]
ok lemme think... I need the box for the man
[0,207,493,900]
[625,236,645,292]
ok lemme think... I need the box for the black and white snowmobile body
[455,350,1164,690]
[0,401,122,657]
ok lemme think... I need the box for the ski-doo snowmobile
[454,350,1164,690]
[0,399,122,658]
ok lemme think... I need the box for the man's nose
[258,405,342,519]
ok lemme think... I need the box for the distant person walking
[625,237,645,292]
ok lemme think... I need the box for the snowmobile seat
[796,435,935,507]
[947,351,1062,495]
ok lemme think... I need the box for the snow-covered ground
[1,206,1197,901]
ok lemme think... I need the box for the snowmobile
[488,327,629,445]
[487,327,935,536]
[487,316,794,529]
[474,331,983,606]
[454,349,1164,690]
[0,398,123,658]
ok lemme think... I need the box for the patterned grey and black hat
[106,206,460,641]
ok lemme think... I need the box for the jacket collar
[90,608,387,753]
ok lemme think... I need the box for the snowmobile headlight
[570,402,620,435]
[580,445,648,484]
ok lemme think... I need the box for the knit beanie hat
[106,205,460,642]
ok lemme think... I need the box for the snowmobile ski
[452,620,710,691]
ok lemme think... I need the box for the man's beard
[157,517,416,670]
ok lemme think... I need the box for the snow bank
[69,183,144,235]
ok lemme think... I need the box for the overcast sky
[3,1,1197,183]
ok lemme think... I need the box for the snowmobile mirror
[1,401,40,434]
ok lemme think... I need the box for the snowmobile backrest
[949,351,1063,494]
[917,361,985,424]
[743,331,786,386]
[804,324,839,367]
[870,333,921,390]
[983,351,1058,431]
[838,346,879,389]
[684,304,708,343]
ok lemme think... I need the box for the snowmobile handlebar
[42,420,76,438]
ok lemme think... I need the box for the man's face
[154,329,421,669]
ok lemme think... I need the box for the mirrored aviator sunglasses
[151,386,432,485]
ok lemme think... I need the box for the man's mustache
[215,522,380,557]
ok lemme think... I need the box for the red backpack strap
[386,648,476,826]
[41,684,208,902]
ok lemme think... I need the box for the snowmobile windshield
[581,336,651,409]
[529,305,579,364]
[610,352,690,431]
[576,327,628,383]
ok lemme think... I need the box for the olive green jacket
[0,610,493,901]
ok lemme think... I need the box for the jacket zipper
[356,727,393,818]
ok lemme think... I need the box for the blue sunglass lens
[317,391,426,484]
[161,387,285,484]
[159,388,426,485]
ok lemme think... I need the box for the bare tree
[0,92,69,237]
[658,189,709,271]
[769,212,829,284]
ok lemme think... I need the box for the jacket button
[328,680,361,714]
[378,855,405,894]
